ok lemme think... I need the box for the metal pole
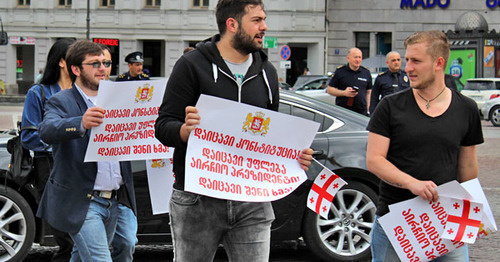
[86,0,90,40]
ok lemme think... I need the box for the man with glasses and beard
[37,40,137,261]
[155,0,313,261]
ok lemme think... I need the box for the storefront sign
[400,0,450,9]
[93,38,119,46]
[9,36,35,45]
[401,0,500,9]
[263,36,277,49]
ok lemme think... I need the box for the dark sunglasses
[82,61,112,68]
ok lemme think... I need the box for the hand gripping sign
[185,95,320,202]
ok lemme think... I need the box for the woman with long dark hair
[20,37,75,262]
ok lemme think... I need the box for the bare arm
[327,85,357,97]
[457,145,478,183]
[366,89,372,113]
[366,132,439,202]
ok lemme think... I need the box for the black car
[0,91,379,261]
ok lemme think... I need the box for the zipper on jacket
[218,68,259,103]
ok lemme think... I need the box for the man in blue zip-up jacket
[155,1,313,261]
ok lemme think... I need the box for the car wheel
[0,186,35,262]
[489,105,500,127]
[302,180,377,261]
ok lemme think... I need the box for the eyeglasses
[81,61,112,68]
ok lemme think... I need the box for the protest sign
[84,80,173,162]
[460,178,498,237]
[379,179,497,262]
[146,158,175,214]
[185,94,320,202]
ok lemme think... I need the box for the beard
[233,27,262,55]
[411,71,435,90]
[80,70,99,91]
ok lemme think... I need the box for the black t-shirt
[367,88,484,216]
[328,65,372,115]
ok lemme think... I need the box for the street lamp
[0,16,8,45]
[86,0,90,40]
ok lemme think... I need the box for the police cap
[125,51,144,63]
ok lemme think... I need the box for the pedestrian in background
[183,46,195,54]
[37,40,137,261]
[369,51,410,113]
[20,38,75,262]
[115,51,150,81]
[366,30,483,261]
[327,48,372,116]
[35,69,44,84]
[155,0,314,261]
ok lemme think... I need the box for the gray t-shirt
[224,54,253,85]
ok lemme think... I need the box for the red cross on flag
[307,167,347,219]
[441,198,483,244]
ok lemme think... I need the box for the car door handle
[312,150,324,157]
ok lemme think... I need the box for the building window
[17,0,30,7]
[58,0,72,7]
[193,0,209,8]
[355,32,370,60]
[100,0,115,7]
[144,0,161,8]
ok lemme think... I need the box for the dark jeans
[169,189,275,262]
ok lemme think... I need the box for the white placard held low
[185,94,320,202]
[84,80,173,162]
[146,158,175,215]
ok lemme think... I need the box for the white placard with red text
[146,158,175,215]
[84,80,173,162]
[185,94,320,202]
[378,180,497,262]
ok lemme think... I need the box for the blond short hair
[404,30,450,69]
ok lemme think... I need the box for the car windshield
[464,81,497,90]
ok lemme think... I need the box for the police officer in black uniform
[116,51,150,81]
[369,51,410,113]
[327,47,372,116]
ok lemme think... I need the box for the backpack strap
[40,84,46,106]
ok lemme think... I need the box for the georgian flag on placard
[441,198,483,244]
[307,167,347,219]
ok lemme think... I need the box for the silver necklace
[416,87,446,109]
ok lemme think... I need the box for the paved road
[1,104,497,261]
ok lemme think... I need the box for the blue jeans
[169,189,275,262]
[69,196,119,262]
[111,203,138,262]
[371,217,469,262]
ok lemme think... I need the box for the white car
[291,75,335,104]
[481,96,500,126]
[460,78,500,109]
